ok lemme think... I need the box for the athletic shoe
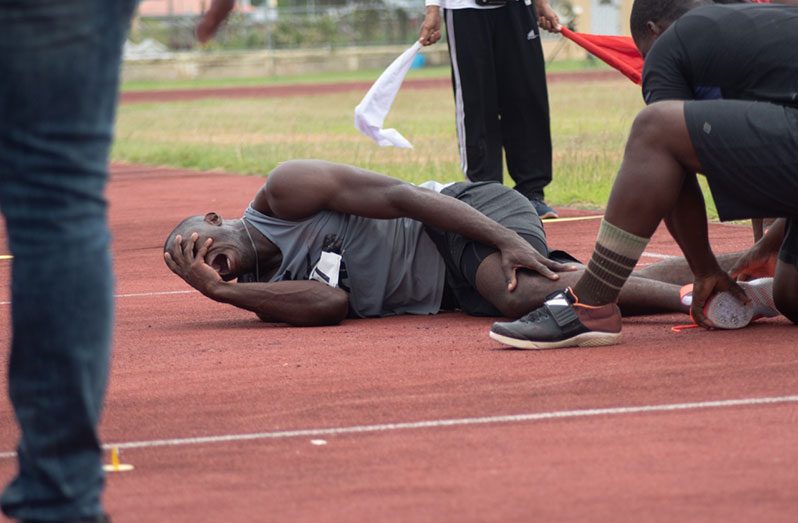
[529,197,559,219]
[679,277,778,329]
[489,288,622,349]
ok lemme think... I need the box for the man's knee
[492,292,534,319]
[489,279,552,319]
[628,103,681,146]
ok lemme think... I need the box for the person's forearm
[387,184,523,249]
[663,175,721,276]
[207,280,349,326]
[761,218,787,249]
[265,161,527,251]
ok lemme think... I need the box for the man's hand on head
[164,232,224,297]
[196,0,236,44]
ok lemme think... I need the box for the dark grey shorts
[685,99,798,266]
[424,181,577,316]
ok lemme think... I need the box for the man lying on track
[164,160,739,326]
[489,0,798,350]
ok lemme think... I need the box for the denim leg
[0,1,137,520]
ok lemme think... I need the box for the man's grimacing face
[167,213,253,281]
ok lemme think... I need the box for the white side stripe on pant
[446,9,469,177]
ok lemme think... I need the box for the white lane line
[642,252,677,259]
[0,289,196,306]
[115,290,196,299]
[1,394,795,460]
[542,215,603,223]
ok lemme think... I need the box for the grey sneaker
[529,197,559,219]
[490,288,622,349]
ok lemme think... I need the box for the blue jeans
[0,1,137,520]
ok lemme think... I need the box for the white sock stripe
[585,265,624,291]
[597,219,649,260]
[592,249,637,276]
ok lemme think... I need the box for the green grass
[112,77,719,217]
[121,59,607,92]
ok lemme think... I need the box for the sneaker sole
[705,292,754,329]
[488,330,621,350]
[682,277,778,328]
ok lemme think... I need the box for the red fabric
[560,28,644,85]
[561,2,772,85]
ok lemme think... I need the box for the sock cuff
[597,219,649,260]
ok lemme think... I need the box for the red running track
[119,70,623,105]
[0,165,796,523]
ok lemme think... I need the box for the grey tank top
[242,182,449,317]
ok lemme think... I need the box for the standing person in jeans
[0,1,233,521]
[418,0,561,218]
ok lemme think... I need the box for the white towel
[354,42,422,149]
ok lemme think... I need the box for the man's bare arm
[164,232,349,326]
[211,280,349,326]
[255,160,575,290]
[196,0,235,43]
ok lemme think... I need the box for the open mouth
[209,253,233,277]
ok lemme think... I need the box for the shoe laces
[518,306,552,324]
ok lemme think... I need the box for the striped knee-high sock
[573,219,650,305]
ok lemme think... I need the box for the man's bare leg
[633,252,741,285]
[475,253,685,318]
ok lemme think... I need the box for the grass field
[120,59,609,92]
[113,74,720,216]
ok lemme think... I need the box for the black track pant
[444,2,552,199]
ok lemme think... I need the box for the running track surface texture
[0,164,796,523]
[118,70,625,104]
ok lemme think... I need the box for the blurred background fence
[133,1,426,51]
[128,0,604,54]
[123,0,628,81]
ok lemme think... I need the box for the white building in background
[137,0,256,16]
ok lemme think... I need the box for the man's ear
[204,212,223,226]
[646,20,663,37]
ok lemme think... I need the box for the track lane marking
[642,252,677,259]
[2,394,795,459]
[0,289,196,306]
[543,215,603,223]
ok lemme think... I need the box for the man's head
[164,212,254,281]
[630,0,714,56]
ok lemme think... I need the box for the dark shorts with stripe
[684,99,798,265]
[424,181,577,316]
